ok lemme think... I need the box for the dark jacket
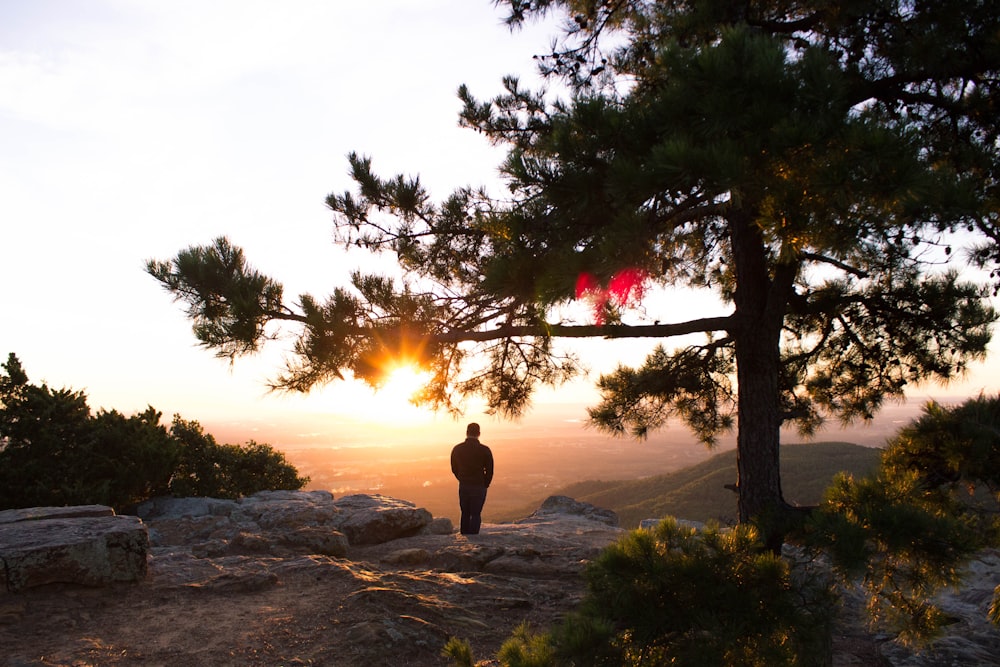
[451,437,494,488]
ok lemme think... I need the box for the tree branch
[801,252,870,279]
[433,316,733,343]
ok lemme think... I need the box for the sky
[2,1,998,448]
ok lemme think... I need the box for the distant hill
[499,442,882,528]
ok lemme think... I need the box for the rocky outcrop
[360,514,624,578]
[137,490,446,562]
[0,506,148,592]
[0,491,445,596]
[2,493,998,667]
[518,494,619,527]
[137,492,615,586]
[876,548,1000,667]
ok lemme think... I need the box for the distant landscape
[498,441,881,528]
[225,398,935,525]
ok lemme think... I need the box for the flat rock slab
[0,505,115,524]
[0,513,148,592]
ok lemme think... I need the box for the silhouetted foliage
[0,353,307,511]
[566,520,834,666]
[168,416,309,500]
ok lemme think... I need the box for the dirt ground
[0,531,889,667]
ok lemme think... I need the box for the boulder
[332,494,433,545]
[421,516,455,535]
[140,491,441,559]
[0,507,148,592]
[138,491,349,559]
[518,495,619,527]
[235,490,340,530]
[278,526,349,557]
[135,496,238,520]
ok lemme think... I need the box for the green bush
[497,622,556,667]
[441,637,474,667]
[803,394,1000,643]
[558,519,835,667]
[445,520,835,667]
[167,416,308,499]
[0,353,308,511]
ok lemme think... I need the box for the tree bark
[729,210,786,529]
[734,324,784,523]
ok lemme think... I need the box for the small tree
[806,394,1000,642]
[87,407,180,508]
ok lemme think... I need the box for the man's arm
[484,447,494,488]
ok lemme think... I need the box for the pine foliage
[805,394,1000,643]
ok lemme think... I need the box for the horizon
[213,396,941,524]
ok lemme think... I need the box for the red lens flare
[575,268,648,323]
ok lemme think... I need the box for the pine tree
[148,1,1000,534]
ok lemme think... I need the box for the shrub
[168,416,308,499]
[497,623,556,667]
[0,353,307,511]
[556,519,835,667]
[441,637,474,667]
[453,520,835,667]
[803,395,1000,643]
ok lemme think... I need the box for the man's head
[466,422,481,438]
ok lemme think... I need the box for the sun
[377,363,432,406]
[288,361,438,427]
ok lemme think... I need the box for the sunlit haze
[2,1,998,521]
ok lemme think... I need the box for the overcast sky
[2,1,997,445]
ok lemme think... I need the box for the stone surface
[136,490,436,556]
[519,494,619,527]
[332,493,433,545]
[0,505,115,524]
[421,516,455,535]
[877,548,1000,667]
[0,510,148,592]
[137,490,348,559]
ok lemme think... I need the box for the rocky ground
[0,510,623,666]
[1,492,998,666]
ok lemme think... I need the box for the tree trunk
[734,326,784,524]
[730,210,786,531]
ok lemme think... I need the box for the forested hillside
[502,442,881,528]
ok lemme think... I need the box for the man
[450,422,494,535]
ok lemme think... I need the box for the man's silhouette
[450,422,493,535]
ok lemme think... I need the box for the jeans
[458,485,488,535]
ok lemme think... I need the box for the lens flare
[575,268,649,323]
